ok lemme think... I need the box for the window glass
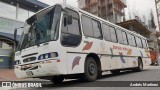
[122,31,128,45]
[102,24,111,41]
[142,39,147,49]
[131,35,136,46]
[0,2,16,19]
[68,18,80,35]
[110,27,117,42]
[117,29,123,44]
[61,15,68,33]
[127,33,136,46]
[92,20,102,39]
[61,9,81,47]
[136,37,143,48]
[82,16,93,37]
[102,24,117,42]
[18,8,29,22]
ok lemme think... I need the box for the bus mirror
[14,29,17,41]
[67,15,72,25]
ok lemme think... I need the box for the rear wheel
[50,76,64,84]
[134,58,143,72]
[83,57,98,81]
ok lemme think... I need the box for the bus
[14,4,151,83]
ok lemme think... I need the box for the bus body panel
[14,41,68,78]
[14,4,151,79]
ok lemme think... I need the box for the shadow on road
[41,70,149,88]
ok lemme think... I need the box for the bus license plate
[26,71,33,76]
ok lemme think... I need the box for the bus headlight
[38,52,58,60]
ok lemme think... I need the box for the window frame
[81,14,103,40]
[142,39,148,49]
[60,8,82,47]
[127,33,137,47]
[102,23,118,43]
[135,36,143,48]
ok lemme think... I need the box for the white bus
[14,4,151,83]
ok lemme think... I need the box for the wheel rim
[88,62,96,76]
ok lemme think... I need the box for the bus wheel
[83,57,98,81]
[134,58,143,72]
[111,70,120,75]
[51,76,64,84]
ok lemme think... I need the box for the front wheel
[83,57,98,82]
[50,76,64,84]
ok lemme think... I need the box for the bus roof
[35,3,147,40]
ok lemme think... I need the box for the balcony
[108,7,124,16]
[86,0,98,6]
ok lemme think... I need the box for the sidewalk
[0,69,49,81]
[0,69,29,81]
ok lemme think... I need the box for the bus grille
[23,57,36,63]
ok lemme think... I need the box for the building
[78,0,127,23]
[0,0,49,68]
[117,16,160,53]
[156,0,160,28]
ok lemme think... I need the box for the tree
[150,10,156,29]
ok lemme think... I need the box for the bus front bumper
[14,60,64,79]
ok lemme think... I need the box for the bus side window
[61,9,81,47]
[122,31,128,45]
[102,24,117,42]
[127,33,136,47]
[102,24,111,41]
[135,37,143,48]
[91,20,103,39]
[142,39,147,49]
[82,15,94,37]
[82,15,102,39]
[117,29,123,44]
[109,26,117,43]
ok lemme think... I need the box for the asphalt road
[4,66,160,90]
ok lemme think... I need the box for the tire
[50,76,64,84]
[83,57,98,81]
[111,70,120,75]
[134,58,143,72]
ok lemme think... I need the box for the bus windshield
[17,5,62,51]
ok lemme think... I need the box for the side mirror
[14,29,17,41]
[67,15,72,25]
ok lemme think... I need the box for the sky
[38,0,159,31]
[38,0,78,7]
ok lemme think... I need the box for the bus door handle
[43,42,49,46]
